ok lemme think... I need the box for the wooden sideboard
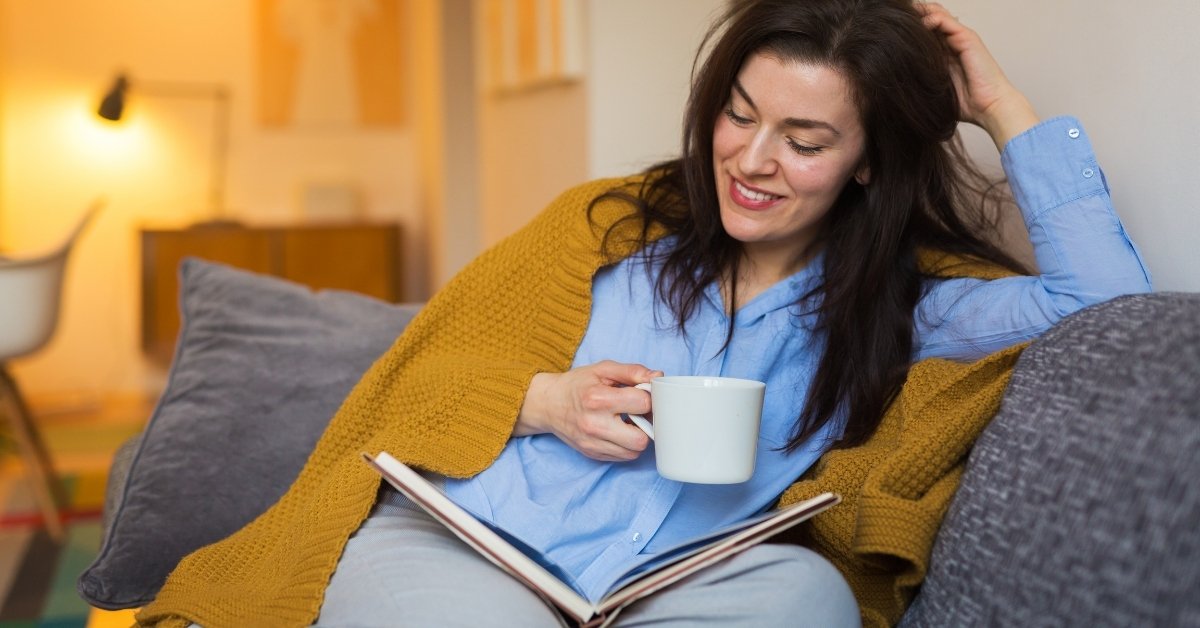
[141,222,402,363]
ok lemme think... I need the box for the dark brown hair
[593,0,1027,450]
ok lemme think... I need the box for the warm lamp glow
[67,97,153,165]
[93,73,232,223]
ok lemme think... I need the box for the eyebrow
[732,80,842,138]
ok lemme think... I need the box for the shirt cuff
[1000,116,1108,227]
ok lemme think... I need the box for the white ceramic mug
[628,376,766,484]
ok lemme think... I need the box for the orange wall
[0,0,427,403]
[0,4,5,230]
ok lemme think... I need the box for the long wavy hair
[592,0,1028,450]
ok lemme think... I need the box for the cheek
[782,158,857,197]
[711,118,742,162]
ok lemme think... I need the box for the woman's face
[712,52,869,269]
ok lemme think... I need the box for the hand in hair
[918,2,1040,149]
[514,360,660,462]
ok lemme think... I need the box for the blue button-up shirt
[443,116,1151,603]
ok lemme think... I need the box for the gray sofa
[80,259,1200,626]
[900,291,1199,627]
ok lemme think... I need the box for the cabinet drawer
[141,223,401,363]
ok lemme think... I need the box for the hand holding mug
[627,376,766,484]
[514,360,659,461]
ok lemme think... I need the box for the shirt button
[632,532,641,543]
[1068,128,1081,139]
[1083,168,1095,178]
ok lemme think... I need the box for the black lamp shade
[97,75,129,121]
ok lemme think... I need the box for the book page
[604,506,792,593]
[596,493,840,613]
[476,516,585,596]
[364,451,839,624]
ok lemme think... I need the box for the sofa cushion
[901,293,1200,627]
[77,258,419,610]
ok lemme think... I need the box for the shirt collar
[702,251,825,326]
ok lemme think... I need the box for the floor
[0,394,151,627]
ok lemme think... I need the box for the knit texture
[136,180,1021,628]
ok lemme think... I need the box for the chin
[718,210,768,244]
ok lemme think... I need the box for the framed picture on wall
[482,0,585,94]
[255,0,409,129]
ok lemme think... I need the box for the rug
[0,467,138,628]
[0,402,145,628]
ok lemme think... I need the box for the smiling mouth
[731,178,783,208]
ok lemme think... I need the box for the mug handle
[627,382,655,440]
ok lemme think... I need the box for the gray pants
[313,488,861,627]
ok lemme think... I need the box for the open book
[363,451,840,627]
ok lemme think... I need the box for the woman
[144,1,1150,627]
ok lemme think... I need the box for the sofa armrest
[902,292,1200,627]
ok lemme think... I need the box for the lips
[729,178,784,210]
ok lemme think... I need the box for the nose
[737,130,778,177]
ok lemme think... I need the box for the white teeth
[735,180,780,202]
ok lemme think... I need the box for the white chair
[0,201,101,540]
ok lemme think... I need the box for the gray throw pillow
[77,258,420,609]
[900,293,1200,627]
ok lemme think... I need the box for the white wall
[951,0,1199,292]
[586,0,726,178]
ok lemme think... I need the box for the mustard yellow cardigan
[137,176,1022,628]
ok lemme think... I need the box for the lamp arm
[133,81,228,101]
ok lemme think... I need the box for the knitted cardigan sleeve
[137,176,664,628]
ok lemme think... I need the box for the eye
[786,138,824,156]
[723,107,754,126]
